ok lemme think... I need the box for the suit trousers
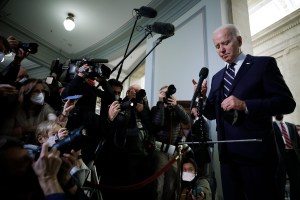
[220,162,282,200]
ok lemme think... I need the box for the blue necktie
[223,63,236,98]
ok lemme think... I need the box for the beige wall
[252,8,300,124]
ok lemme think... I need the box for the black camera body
[135,89,146,103]
[120,99,137,111]
[18,42,39,54]
[25,127,87,160]
[79,58,111,80]
[163,84,176,104]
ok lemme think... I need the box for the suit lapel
[229,55,254,94]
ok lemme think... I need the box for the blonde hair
[35,120,62,141]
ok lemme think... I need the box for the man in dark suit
[273,114,300,200]
[201,24,296,200]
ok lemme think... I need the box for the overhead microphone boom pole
[116,7,157,81]
[121,34,172,84]
[110,31,152,75]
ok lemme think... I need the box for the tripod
[82,139,106,200]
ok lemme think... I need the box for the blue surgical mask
[0,52,5,62]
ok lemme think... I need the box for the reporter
[0,136,68,200]
[180,157,212,200]
[0,36,30,85]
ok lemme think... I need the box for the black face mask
[275,115,283,121]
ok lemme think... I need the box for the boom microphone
[90,59,109,63]
[134,6,157,18]
[150,22,175,36]
[190,67,209,109]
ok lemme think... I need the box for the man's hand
[221,95,246,111]
[0,84,18,96]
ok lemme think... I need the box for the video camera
[78,58,111,80]
[163,84,176,104]
[18,42,39,54]
[50,57,110,85]
[24,127,87,160]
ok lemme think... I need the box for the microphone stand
[121,35,169,83]
[116,11,142,81]
[110,29,152,76]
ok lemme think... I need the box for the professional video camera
[24,127,87,160]
[78,58,111,80]
[18,42,39,54]
[50,57,110,85]
[163,84,176,104]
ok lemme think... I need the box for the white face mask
[182,171,195,182]
[47,136,56,147]
[30,92,45,105]
[0,52,5,62]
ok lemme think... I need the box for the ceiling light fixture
[64,13,75,31]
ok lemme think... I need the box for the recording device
[134,6,157,18]
[63,95,83,101]
[120,99,137,111]
[163,84,176,104]
[135,89,146,102]
[50,58,110,84]
[18,42,39,54]
[78,58,111,80]
[148,22,175,37]
[24,127,87,160]
[190,67,209,109]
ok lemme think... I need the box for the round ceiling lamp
[64,13,75,31]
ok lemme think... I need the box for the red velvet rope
[84,156,178,191]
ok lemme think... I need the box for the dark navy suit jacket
[273,121,300,162]
[203,54,296,165]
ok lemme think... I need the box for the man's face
[112,85,122,98]
[213,28,242,63]
[127,87,136,100]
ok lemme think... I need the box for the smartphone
[63,95,83,101]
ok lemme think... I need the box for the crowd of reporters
[0,35,212,200]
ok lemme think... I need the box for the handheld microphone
[150,22,175,37]
[190,67,209,109]
[134,6,157,18]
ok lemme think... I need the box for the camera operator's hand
[77,64,90,77]
[8,36,29,65]
[159,89,165,102]
[32,142,64,195]
[136,102,144,112]
[190,189,205,200]
[7,36,18,49]
[59,150,78,194]
[0,84,18,96]
[108,100,121,121]
[167,95,177,107]
[57,128,69,140]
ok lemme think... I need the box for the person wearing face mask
[180,157,212,200]
[34,120,91,189]
[150,85,191,200]
[12,78,76,144]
